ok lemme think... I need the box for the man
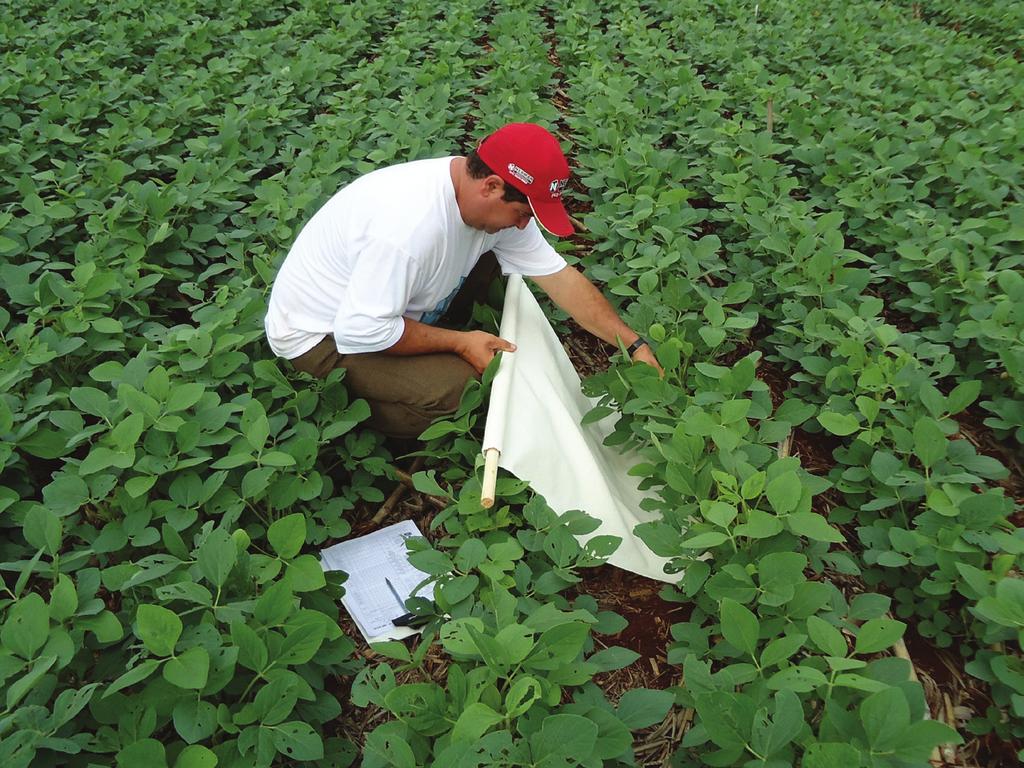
[264,122,661,439]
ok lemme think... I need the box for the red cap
[477,123,574,237]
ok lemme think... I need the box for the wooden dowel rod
[481,448,500,509]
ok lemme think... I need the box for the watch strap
[626,336,649,357]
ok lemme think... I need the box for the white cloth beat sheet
[482,274,675,583]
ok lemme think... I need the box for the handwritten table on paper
[319,519,434,643]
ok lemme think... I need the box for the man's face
[472,176,534,234]
[480,196,534,234]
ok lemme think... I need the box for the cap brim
[528,196,574,238]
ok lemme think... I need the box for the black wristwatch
[626,337,650,357]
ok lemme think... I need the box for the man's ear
[481,175,505,198]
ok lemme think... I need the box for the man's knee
[422,357,477,415]
[368,360,476,438]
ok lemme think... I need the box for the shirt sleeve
[333,240,417,354]
[491,220,568,277]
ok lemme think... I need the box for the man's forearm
[532,267,640,348]
[384,317,464,356]
[382,317,516,374]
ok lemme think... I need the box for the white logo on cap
[507,163,534,185]
[549,178,568,197]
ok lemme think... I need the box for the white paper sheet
[482,275,676,583]
[320,520,434,643]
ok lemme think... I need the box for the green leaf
[679,531,729,548]
[50,683,101,729]
[787,512,844,543]
[407,548,454,576]
[733,509,784,539]
[720,598,759,657]
[588,706,634,759]
[913,416,947,469]
[268,513,306,559]
[765,472,802,514]
[893,719,963,761]
[260,450,296,467]
[505,675,542,718]
[173,745,218,768]
[454,539,488,571]
[255,581,295,625]
[616,688,675,729]
[806,616,847,657]
[0,397,12,434]
[494,624,535,665]
[254,676,299,725]
[172,698,217,743]
[104,659,162,698]
[854,618,906,654]
[766,665,827,693]
[23,505,62,554]
[760,634,806,669]
[241,399,270,451]
[81,610,123,643]
[818,410,861,436]
[849,593,891,620]
[702,500,737,527]
[441,618,488,657]
[803,743,862,768]
[918,383,946,417]
[242,466,276,498]
[80,445,134,475]
[762,689,804,756]
[833,673,889,693]
[860,686,909,751]
[740,471,766,500]
[411,470,452,499]
[136,604,182,657]
[2,593,50,659]
[166,383,206,413]
[7,655,57,708]
[364,723,415,768]
[440,574,478,605]
[588,646,640,672]
[534,713,599,761]
[370,641,412,663]
[271,721,324,761]
[125,475,158,498]
[197,529,236,587]
[163,646,210,690]
[42,474,90,515]
[277,615,327,664]
[49,573,79,621]
[527,622,590,670]
[451,702,504,743]
[110,412,145,452]
[945,381,981,415]
[117,739,168,768]
[321,399,371,440]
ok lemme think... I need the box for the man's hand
[456,330,516,374]
[631,343,664,377]
[384,319,514,374]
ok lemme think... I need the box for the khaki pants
[287,253,501,439]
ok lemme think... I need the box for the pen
[384,578,406,610]
[385,577,420,627]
